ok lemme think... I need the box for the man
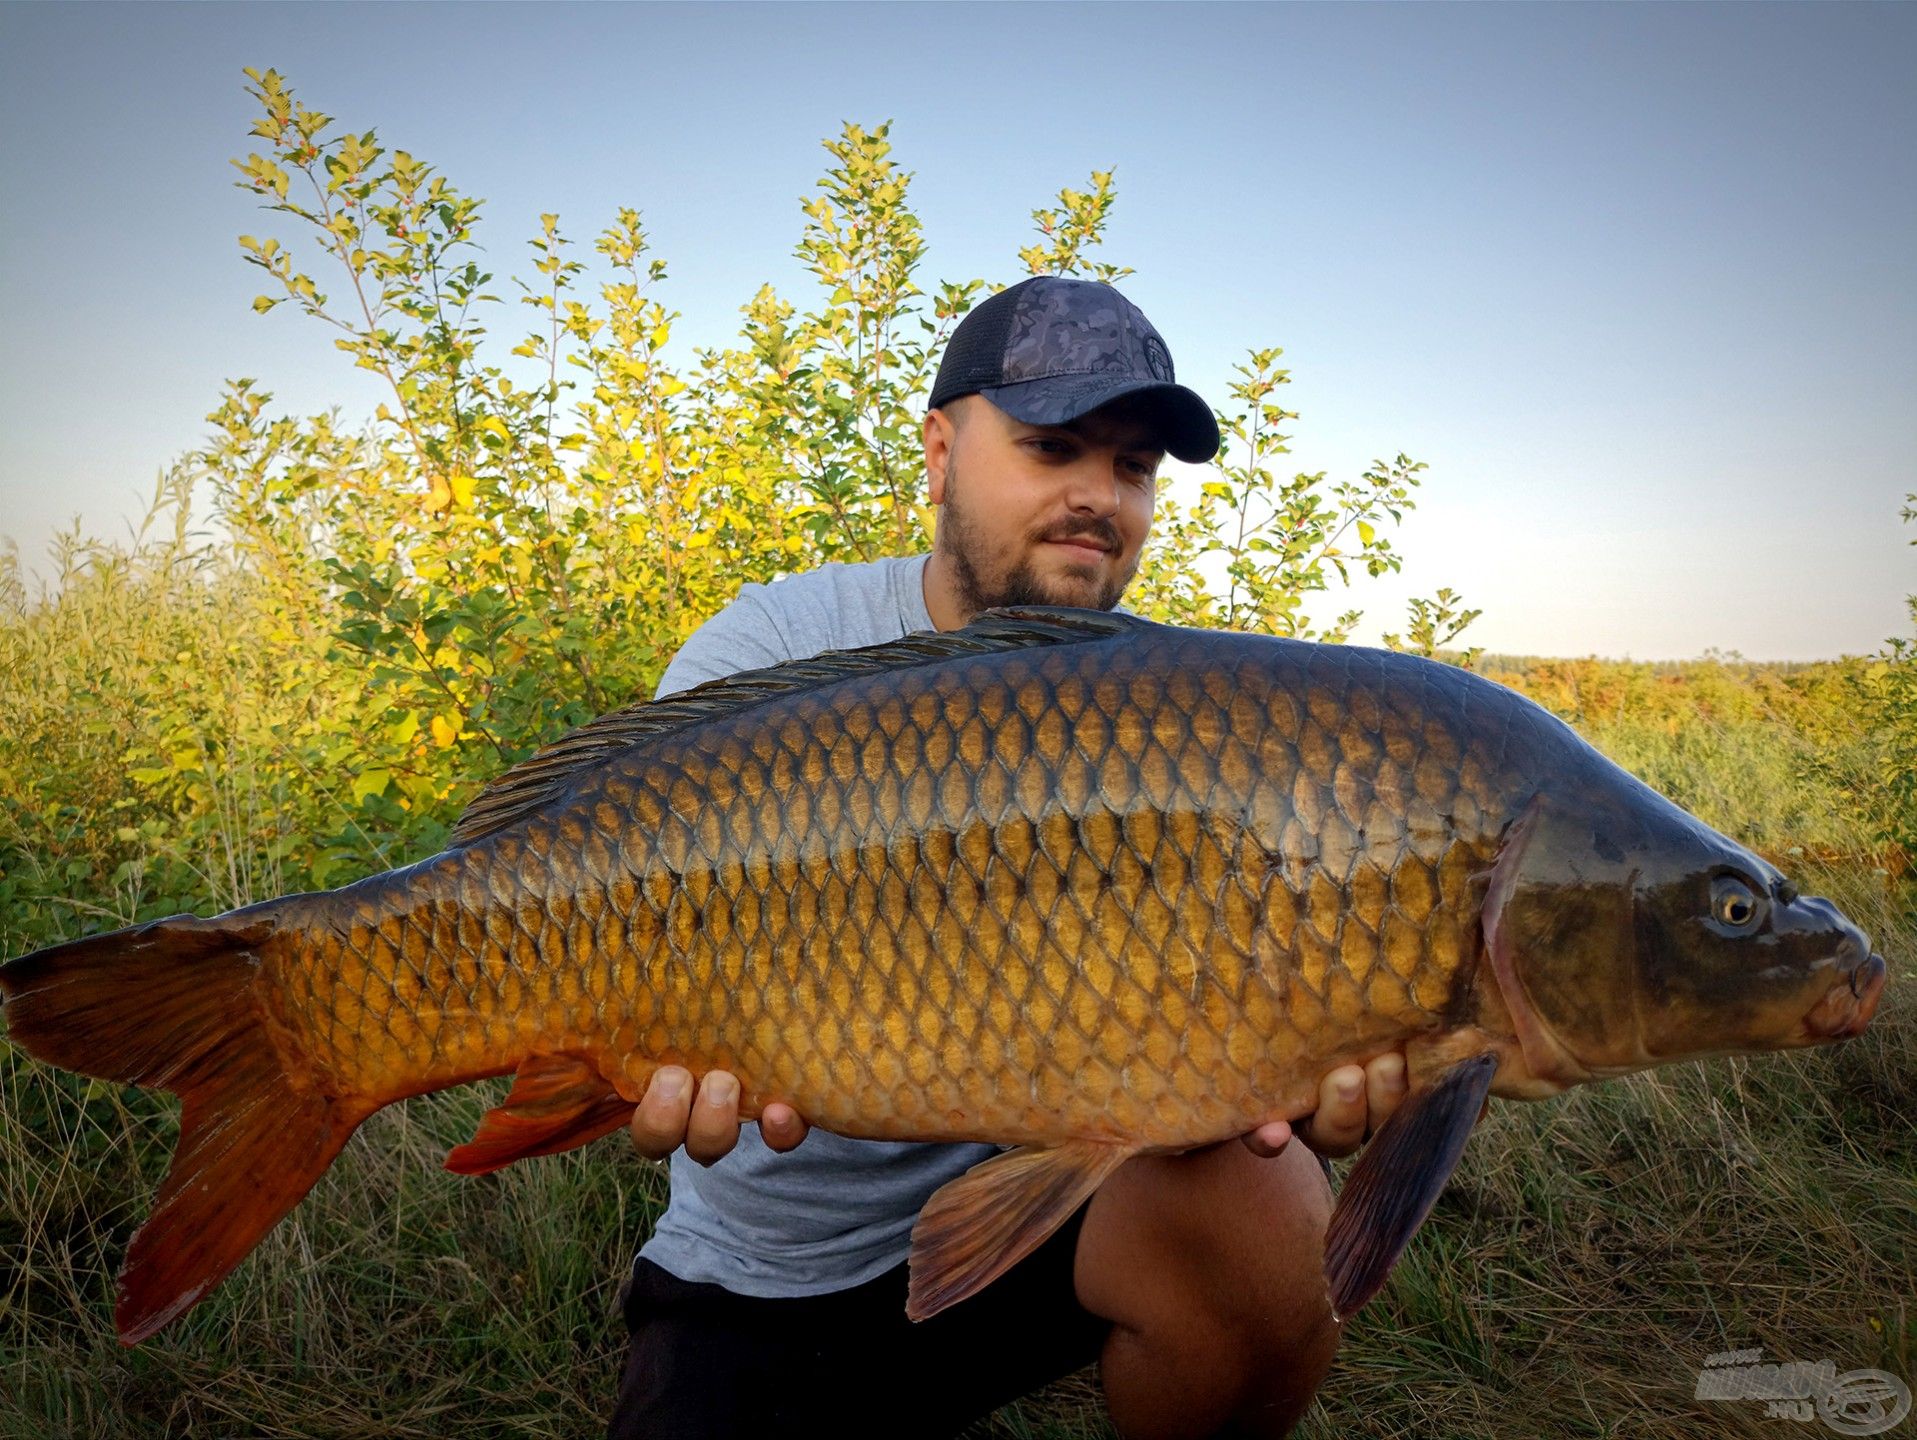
[609,276,1408,1439]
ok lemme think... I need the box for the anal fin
[444,1053,634,1176]
[1323,1051,1498,1322]
[907,1139,1136,1322]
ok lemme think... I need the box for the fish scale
[2,605,1883,1342]
[268,624,1511,1147]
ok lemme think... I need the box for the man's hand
[628,1066,810,1166]
[1240,1052,1408,1161]
[629,1053,1407,1167]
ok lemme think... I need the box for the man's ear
[924,407,955,506]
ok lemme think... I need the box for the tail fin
[0,906,369,1344]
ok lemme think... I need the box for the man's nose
[1062,454,1123,514]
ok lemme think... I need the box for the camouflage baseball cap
[928,276,1220,463]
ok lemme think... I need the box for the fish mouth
[1802,952,1887,1040]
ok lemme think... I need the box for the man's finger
[1240,1119,1293,1158]
[1365,1050,1408,1131]
[684,1070,743,1166]
[760,1101,810,1154]
[629,1065,694,1161]
[1295,1064,1367,1159]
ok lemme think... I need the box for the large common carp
[0,608,1887,1344]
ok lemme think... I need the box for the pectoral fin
[444,1053,635,1175]
[907,1139,1137,1322]
[1322,1051,1498,1322]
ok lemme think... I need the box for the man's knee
[1076,1142,1342,1437]
[1081,1139,1332,1316]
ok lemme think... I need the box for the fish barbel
[0,608,1888,1343]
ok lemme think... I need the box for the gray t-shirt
[636,553,1001,1296]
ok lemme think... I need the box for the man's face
[926,394,1164,616]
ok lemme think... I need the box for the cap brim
[978,374,1221,464]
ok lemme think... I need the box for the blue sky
[1,2,1911,659]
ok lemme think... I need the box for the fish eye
[1710,874,1763,930]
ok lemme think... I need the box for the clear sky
[2,2,1911,660]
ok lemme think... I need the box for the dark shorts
[607,1202,1107,1439]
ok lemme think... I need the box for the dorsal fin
[445,605,1145,849]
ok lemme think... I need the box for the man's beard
[937,454,1134,619]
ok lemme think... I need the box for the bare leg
[1074,1139,1341,1439]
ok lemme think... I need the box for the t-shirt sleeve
[654,586,792,699]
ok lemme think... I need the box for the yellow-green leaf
[350,768,392,804]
